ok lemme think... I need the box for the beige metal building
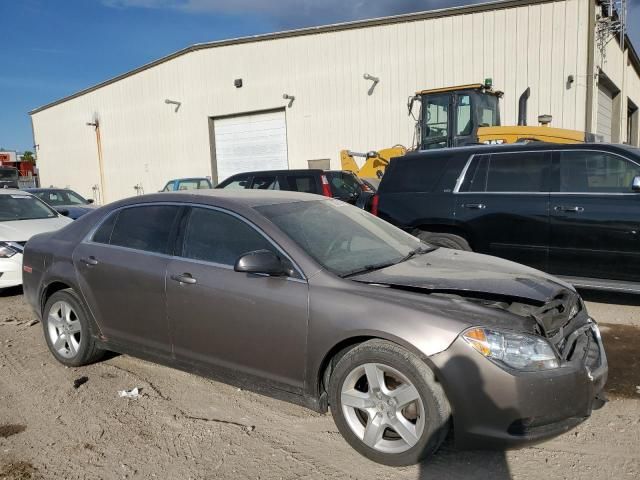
[30,0,640,202]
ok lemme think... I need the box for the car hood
[0,216,73,242]
[351,248,574,304]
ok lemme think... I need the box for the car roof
[225,169,325,177]
[167,177,210,182]
[0,189,32,196]
[25,188,71,192]
[113,189,325,209]
[401,142,640,160]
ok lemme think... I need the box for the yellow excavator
[342,80,598,179]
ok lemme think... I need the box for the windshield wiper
[340,261,399,279]
[340,245,436,279]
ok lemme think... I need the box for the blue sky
[1,0,638,153]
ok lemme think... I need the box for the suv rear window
[381,155,450,193]
[326,172,362,198]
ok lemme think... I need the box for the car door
[165,206,308,394]
[454,151,552,271]
[548,149,640,282]
[72,204,182,357]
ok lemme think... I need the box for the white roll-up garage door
[597,84,614,143]
[213,110,289,183]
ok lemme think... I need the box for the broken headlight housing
[462,327,559,371]
[0,242,20,259]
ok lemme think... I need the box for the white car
[0,190,72,289]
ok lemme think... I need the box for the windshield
[33,190,88,207]
[257,200,428,277]
[0,193,59,222]
[0,168,18,181]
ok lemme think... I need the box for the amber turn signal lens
[463,328,491,356]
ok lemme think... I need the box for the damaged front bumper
[429,319,608,449]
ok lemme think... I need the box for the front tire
[328,340,450,466]
[43,289,104,367]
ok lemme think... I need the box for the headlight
[0,242,19,259]
[462,327,559,371]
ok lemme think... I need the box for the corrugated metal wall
[32,0,592,202]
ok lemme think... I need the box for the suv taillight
[370,194,379,216]
[320,175,332,197]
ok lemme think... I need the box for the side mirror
[56,208,70,217]
[86,199,95,204]
[633,176,640,192]
[234,250,285,276]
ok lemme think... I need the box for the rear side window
[93,212,117,244]
[559,151,640,193]
[284,175,318,194]
[463,152,549,192]
[100,206,180,254]
[381,155,449,193]
[181,208,275,265]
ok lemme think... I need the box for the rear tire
[42,289,104,367]
[328,340,450,466]
[416,231,472,251]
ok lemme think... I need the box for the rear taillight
[370,194,379,216]
[320,175,332,197]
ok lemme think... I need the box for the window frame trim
[454,148,640,195]
[85,202,306,281]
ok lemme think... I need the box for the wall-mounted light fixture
[164,99,182,112]
[363,73,380,96]
[283,93,296,108]
[234,79,243,88]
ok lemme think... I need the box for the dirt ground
[0,287,639,480]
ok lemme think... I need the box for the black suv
[217,169,371,206]
[375,143,640,291]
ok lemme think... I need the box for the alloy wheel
[340,362,425,454]
[47,300,82,359]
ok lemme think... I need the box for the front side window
[35,190,87,206]
[182,207,275,266]
[559,151,640,193]
[251,176,280,190]
[198,179,211,189]
[257,200,423,277]
[0,193,58,222]
[219,176,250,189]
[177,180,199,191]
[465,152,549,193]
[104,205,180,254]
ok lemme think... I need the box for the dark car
[26,188,96,220]
[0,166,19,189]
[374,143,640,292]
[217,169,370,206]
[22,191,606,466]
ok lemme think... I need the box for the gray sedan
[22,190,607,466]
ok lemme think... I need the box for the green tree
[21,151,35,163]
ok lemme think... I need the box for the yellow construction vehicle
[342,80,597,178]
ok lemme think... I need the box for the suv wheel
[417,231,471,251]
[328,340,450,466]
[43,289,104,367]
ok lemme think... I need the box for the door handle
[462,203,486,210]
[170,273,197,285]
[81,256,99,266]
[554,206,584,213]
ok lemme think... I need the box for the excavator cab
[409,82,502,149]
